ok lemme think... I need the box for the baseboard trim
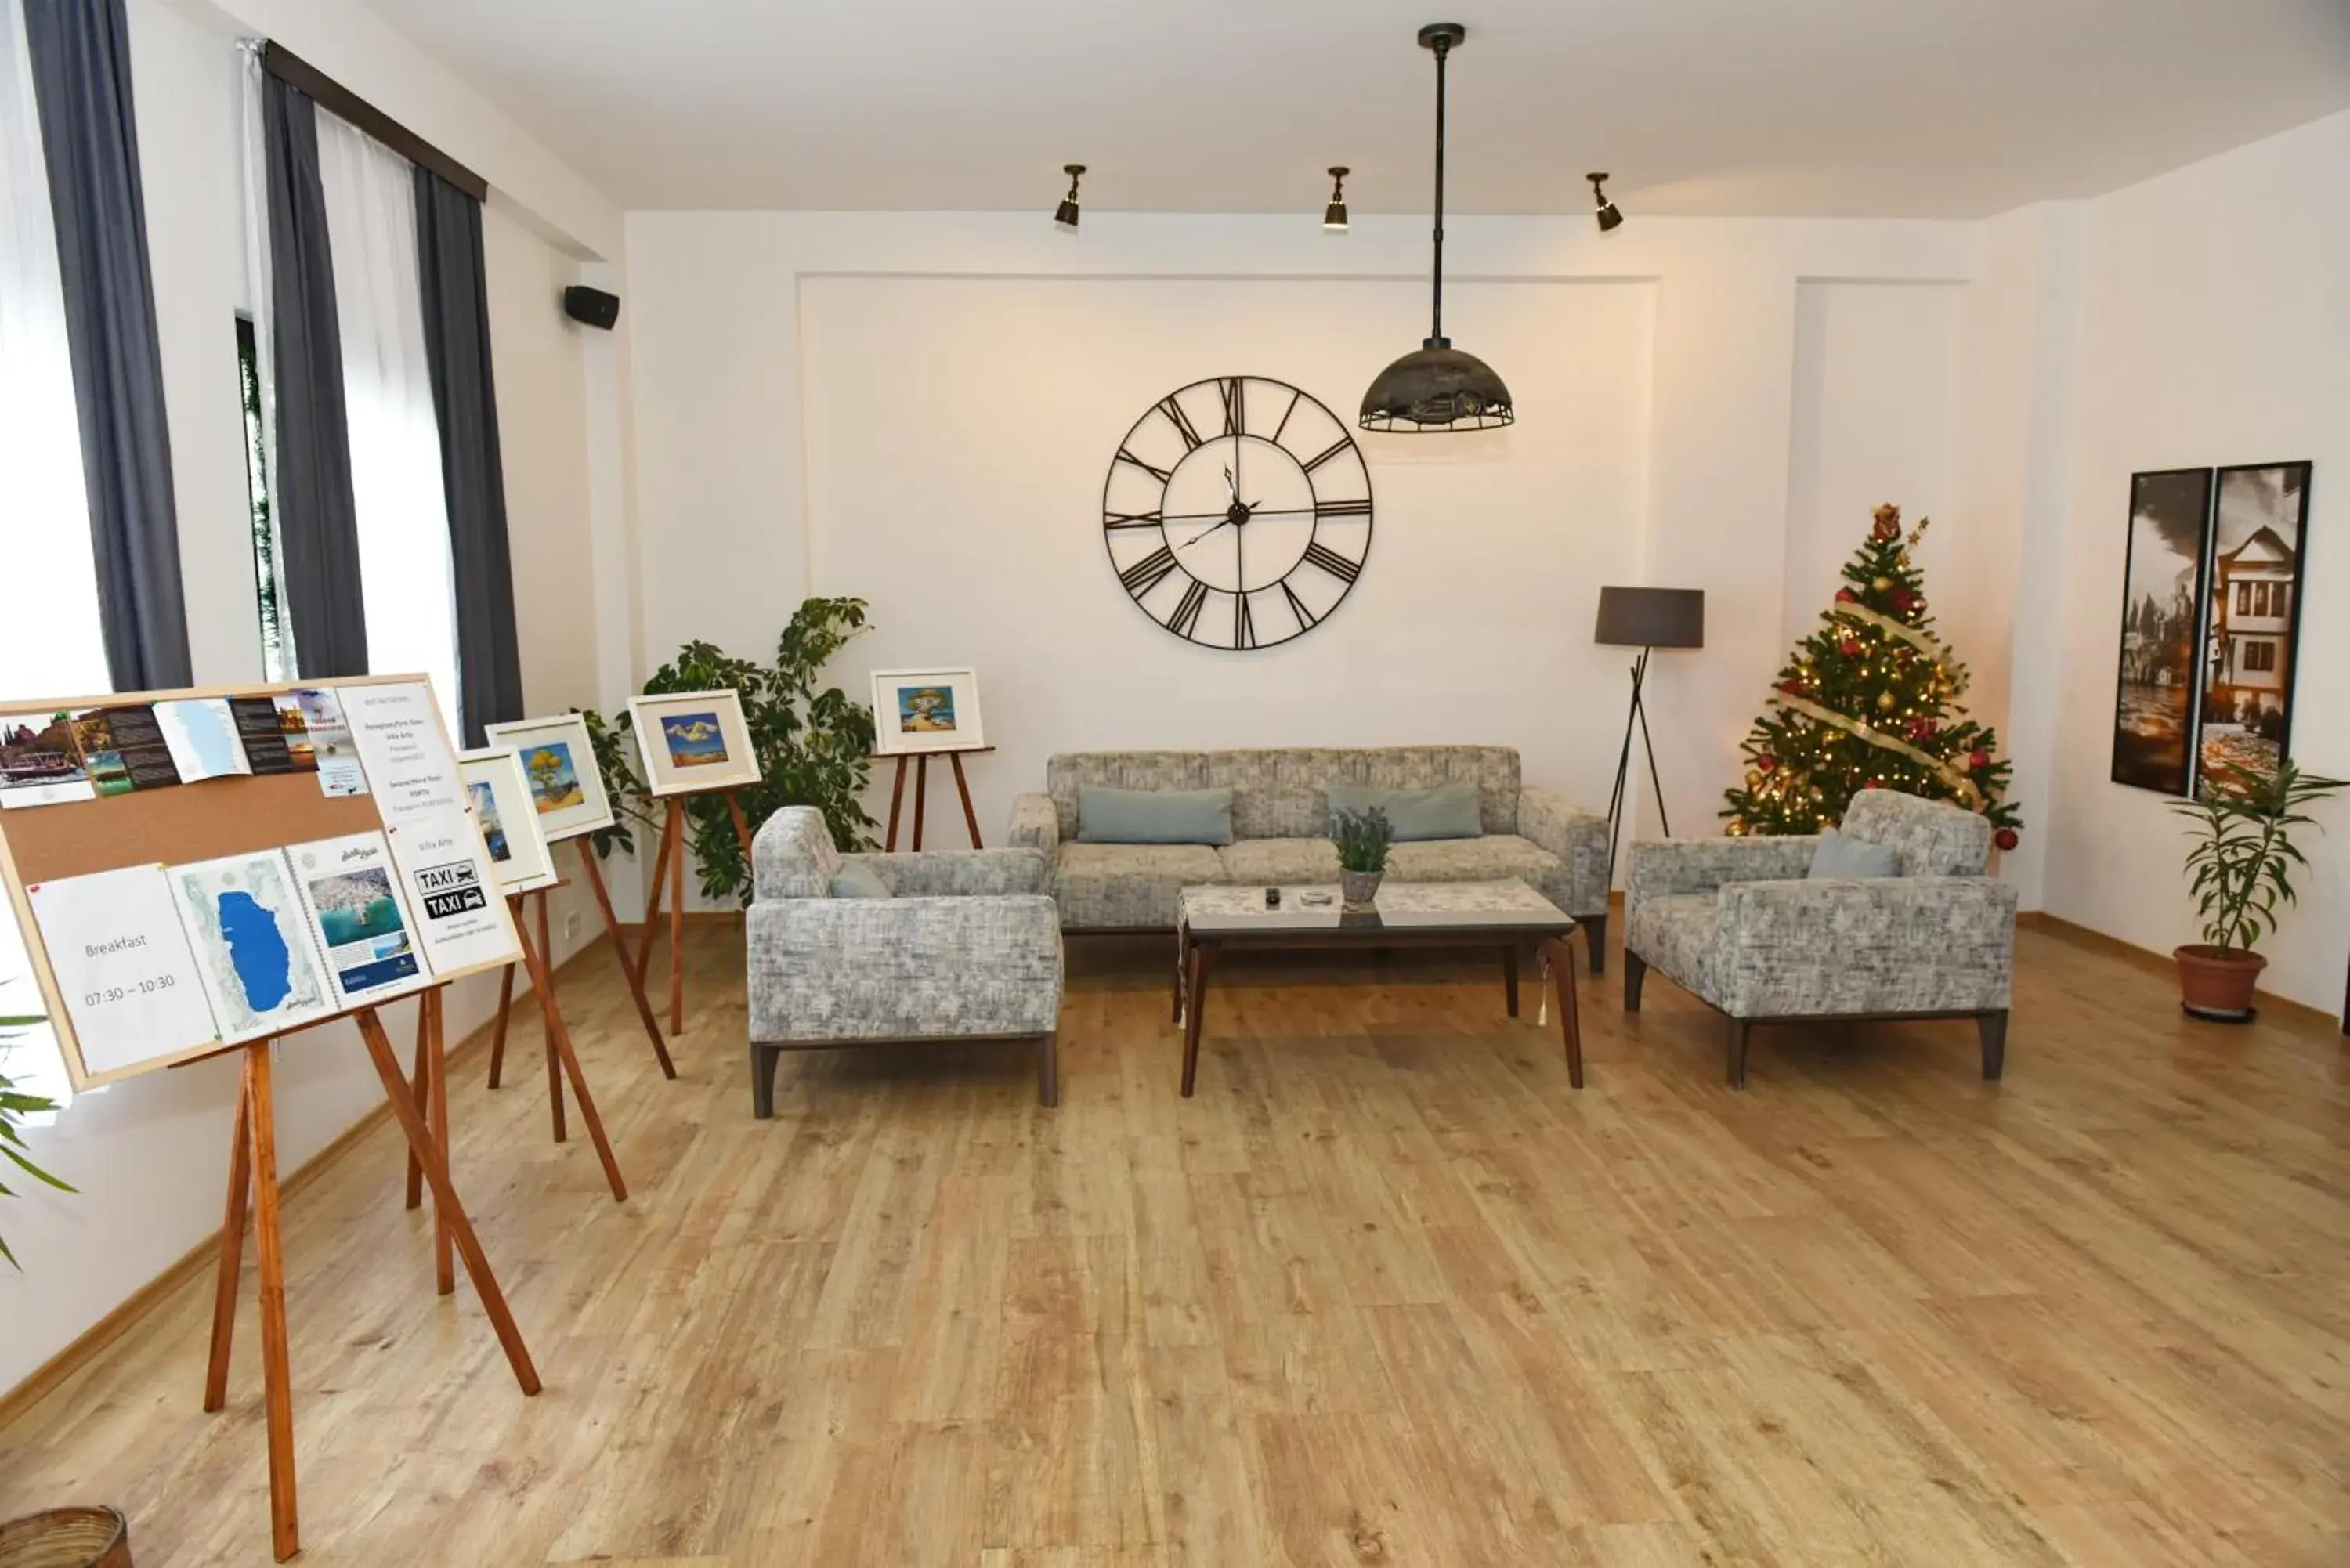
[614,909,741,939]
[0,937,609,1427]
[2017,910,2336,1030]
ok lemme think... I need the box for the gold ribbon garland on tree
[1825,602,1970,695]
[1766,689,1984,808]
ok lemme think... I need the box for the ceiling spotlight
[1054,164,1086,231]
[1589,172,1623,233]
[1323,166,1350,233]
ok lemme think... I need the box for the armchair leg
[750,1042,780,1120]
[1978,1010,2008,1082]
[1623,948,1647,1013]
[1726,1017,1750,1089]
[1038,1030,1061,1107]
[1582,912,1608,976]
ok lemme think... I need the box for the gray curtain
[260,74,370,677]
[23,0,192,690]
[414,168,522,746]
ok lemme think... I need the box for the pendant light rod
[1419,23,1464,347]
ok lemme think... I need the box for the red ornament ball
[1835,587,1858,603]
[1889,587,1918,613]
[1756,755,1777,773]
[1969,750,1990,771]
[1862,779,1882,789]
[1838,638,1861,656]
[1994,827,2019,851]
[1777,677,1804,695]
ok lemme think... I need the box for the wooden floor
[3,921,2347,1566]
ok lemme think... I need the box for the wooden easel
[878,744,993,851]
[569,836,673,1077]
[457,881,628,1201]
[204,1006,540,1562]
[631,788,758,1035]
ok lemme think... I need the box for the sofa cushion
[1076,784,1234,845]
[1047,752,1209,840]
[1325,781,1484,841]
[1626,891,1723,1006]
[1841,787,1991,876]
[1217,837,1341,886]
[1806,829,1901,880]
[1384,834,1572,913]
[829,861,892,898]
[1052,841,1227,930]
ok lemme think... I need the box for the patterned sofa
[745,806,1065,1112]
[1006,746,1612,970]
[1622,788,2017,1088]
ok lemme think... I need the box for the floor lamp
[1594,587,1705,891]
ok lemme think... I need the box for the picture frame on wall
[482,712,616,842]
[2110,467,2215,796]
[2196,461,2312,784]
[457,747,560,894]
[870,667,986,755]
[628,688,762,796]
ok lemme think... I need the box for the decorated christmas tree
[1722,504,2023,844]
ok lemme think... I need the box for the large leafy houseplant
[2168,760,2345,1020]
[593,597,879,902]
[1,998,73,1269]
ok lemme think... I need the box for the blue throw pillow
[1076,784,1235,846]
[830,860,892,898]
[1806,829,1902,880]
[1325,781,1484,842]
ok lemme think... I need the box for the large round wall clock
[1101,376,1374,649]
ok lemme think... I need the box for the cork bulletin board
[0,674,519,1089]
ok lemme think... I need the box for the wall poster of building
[2196,461,2312,783]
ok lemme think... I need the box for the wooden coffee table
[1174,879,1583,1096]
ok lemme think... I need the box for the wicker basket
[0,1509,132,1568]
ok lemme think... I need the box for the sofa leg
[750,1042,779,1120]
[1726,1017,1750,1089]
[1582,912,1608,977]
[1038,1030,1061,1107]
[1623,948,1647,1013]
[1978,1010,2008,1082]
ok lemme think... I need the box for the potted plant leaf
[2169,760,2345,1021]
[1331,806,1394,910]
[0,1006,128,1568]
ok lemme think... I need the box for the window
[237,313,292,681]
[2242,640,2277,674]
[2236,581,2252,615]
[2272,583,2288,620]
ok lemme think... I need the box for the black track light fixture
[1054,164,1085,231]
[1589,172,1623,233]
[1323,166,1350,233]
[1359,23,1515,433]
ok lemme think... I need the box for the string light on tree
[1722,504,2023,845]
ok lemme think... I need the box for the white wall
[1,0,627,1394]
[625,211,1982,882]
[2037,111,2350,1011]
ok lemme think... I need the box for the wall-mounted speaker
[562,284,620,331]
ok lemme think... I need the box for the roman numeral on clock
[1157,396,1204,451]
[1166,579,1209,638]
[1116,446,1173,483]
[1314,497,1371,518]
[1299,437,1352,474]
[1235,591,1256,649]
[1301,540,1361,583]
[1104,510,1163,530]
[1119,546,1180,597]
[1280,580,1320,630]
[1219,378,1246,437]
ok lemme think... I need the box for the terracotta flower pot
[1339,869,1383,909]
[0,1508,133,1568]
[2173,944,2265,1023]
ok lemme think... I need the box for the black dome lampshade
[1594,586,1704,649]
[1360,23,1515,434]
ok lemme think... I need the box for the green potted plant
[0,1007,127,1568]
[1331,806,1394,910]
[2169,760,2346,1021]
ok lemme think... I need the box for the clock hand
[1177,516,1234,550]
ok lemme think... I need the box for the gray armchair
[745,807,1065,1115]
[1622,789,2017,1087]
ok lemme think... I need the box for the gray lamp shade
[1359,344,1515,432]
[1594,586,1705,649]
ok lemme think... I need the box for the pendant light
[1359,23,1513,433]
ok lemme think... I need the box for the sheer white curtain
[0,0,108,701]
[0,0,97,1111]
[315,110,461,735]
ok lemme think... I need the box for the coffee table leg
[1540,936,1584,1089]
[1502,946,1520,1017]
[1180,941,1215,1097]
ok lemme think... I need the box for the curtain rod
[260,41,488,203]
